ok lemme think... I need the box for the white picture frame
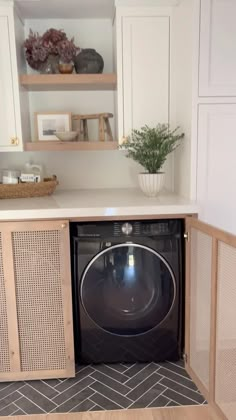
[35,112,72,141]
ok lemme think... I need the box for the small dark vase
[74,48,104,74]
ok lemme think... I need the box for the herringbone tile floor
[0,361,206,416]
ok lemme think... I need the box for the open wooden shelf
[24,141,119,151]
[20,73,117,91]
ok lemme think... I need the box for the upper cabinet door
[199,0,236,97]
[197,104,236,234]
[118,16,170,140]
[0,10,22,151]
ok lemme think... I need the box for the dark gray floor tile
[16,397,44,415]
[0,384,13,392]
[172,359,185,368]
[70,397,95,413]
[0,392,22,410]
[91,371,131,395]
[56,366,95,393]
[125,363,160,388]
[126,373,163,401]
[0,383,25,402]
[11,409,26,416]
[160,377,204,404]
[93,365,129,383]
[43,379,61,387]
[167,400,180,407]
[90,381,132,408]
[163,388,200,406]
[148,394,170,408]
[90,392,122,410]
[89,403,103,411]
[53,387,94,413]
[0,403,18,416]
[158,367,198,391]
[160,361,190,379]
[20,384,56,412]
[27,380,59,399]
[124,363,147,378]
[53,376,94,406]
[105,364,128,373]
[128,382,167,409]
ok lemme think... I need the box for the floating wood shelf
[20,73,117,91]
[24,141,119,151]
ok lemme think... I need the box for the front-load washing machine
[71,219,184,363]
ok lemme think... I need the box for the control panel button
[121,223,133,235]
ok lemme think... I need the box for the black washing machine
[71,219,184,363]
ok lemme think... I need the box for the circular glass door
[80,244,176,336]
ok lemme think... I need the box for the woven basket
[0,176,58,199]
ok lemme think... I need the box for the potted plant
[57,38,79,74]
[121,124,184,197]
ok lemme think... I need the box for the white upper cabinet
[116,10,170,141]
[199,0,236,97]
[0,5,23,151]
[197,104,236,234]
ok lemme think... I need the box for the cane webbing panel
[0,233,10,372]
[189,228,212,391]
[215,241,236,420]
[12,230,66,372]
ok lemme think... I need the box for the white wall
[0,150,173,190]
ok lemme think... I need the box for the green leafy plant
[121,124,184,173]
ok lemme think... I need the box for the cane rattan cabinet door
[215,241,236,420]
[0,232,11,374]
[0,220,74,382]
[185,220,212,400]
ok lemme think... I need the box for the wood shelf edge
[20,73,117,91]
[24,141,119,151]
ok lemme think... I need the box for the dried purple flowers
[24,28,79,71]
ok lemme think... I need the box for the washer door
[80,243,176,336]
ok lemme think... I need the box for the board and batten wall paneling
[197,104,236,235]
[199,0,236,97]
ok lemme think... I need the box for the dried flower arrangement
[24,28,79,71]
[57,38,78,63]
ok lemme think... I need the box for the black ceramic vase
[74,48,104,74]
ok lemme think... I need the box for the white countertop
[0,188,199,221]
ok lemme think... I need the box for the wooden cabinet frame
[185,217,236,420]
[0,220,75,381]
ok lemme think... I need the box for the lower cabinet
[186,218,236,420]
[0,220,74,381]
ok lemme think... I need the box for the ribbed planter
[138,173,165,197]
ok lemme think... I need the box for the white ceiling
[15,0,115,19]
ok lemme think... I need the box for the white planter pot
[138,173,165,197]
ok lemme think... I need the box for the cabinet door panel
[197,104,236,234]
[186,218,236,420]
[122,16,169,136]
[199,0,236,96]
[186,224,212,399]
[0,221,75,381]
[215,241,236,420]
[0,16,17,147]
[0,232,11,373]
